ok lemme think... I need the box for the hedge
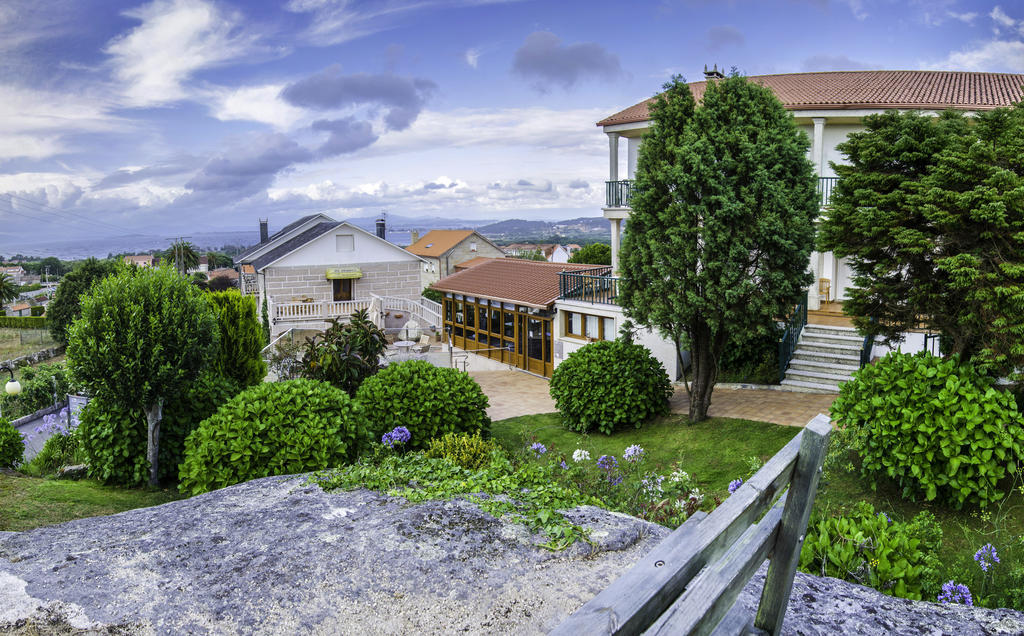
[0,316,45,328]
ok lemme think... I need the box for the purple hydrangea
[381,426,411,448]
[728,478,743,494]
[623,445,645,463]
[974,544,1000,573]
[597,455,618,471]
[937,581,973,606]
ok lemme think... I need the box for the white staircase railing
[373,295,442,327]
[273,299,373,322]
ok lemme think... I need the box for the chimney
[410,229,420,245]
[375,216,386,240]
[259,218,269,244]
[703,63,725,81]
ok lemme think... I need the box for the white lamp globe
[5,379,21,395]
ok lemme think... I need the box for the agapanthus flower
[877,511,891,524]
[974,543,1000,573]
[623,445,645,463]
[560,460,568,470]
[641,475,665,497]
[937,581,973,606]
[381,426,411,447]
[572,449,590,463]
[597,455,618,471]
[728,478,743,494]
[530,442,547,457]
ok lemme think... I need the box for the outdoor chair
[412,334,431,354]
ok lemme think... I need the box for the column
[627,137,639,179]
[610,218,622,272]
[811,117,826,176]
[608,132,619,182]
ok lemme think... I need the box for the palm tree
[166,241,200,275]
[0,273,18,305]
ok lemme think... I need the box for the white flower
[572,449,591,463]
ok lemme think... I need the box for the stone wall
[264,261,421,304]
[442,240,505,277]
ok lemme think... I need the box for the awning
[326,268,362,279]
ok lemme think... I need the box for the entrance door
[332,278,353,301]
[526,317,545,375]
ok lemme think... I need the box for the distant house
[405,230,506,287]
[187,255,209,275]
[0,266,25,283]
[124,254,155,268]
[234,214,427,336]
[565,244,582,258]
[8,302,31,317]
[503,243,570,263]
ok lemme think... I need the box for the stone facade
[421,237,506,287]
[264,261,421,305]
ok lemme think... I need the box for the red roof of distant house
[431,259,597,308]
[208,267,239,280]
[597,70,1024,126]
[10,303,30,312]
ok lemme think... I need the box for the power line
[0,192,136,235]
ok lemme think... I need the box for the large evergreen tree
[819,107,1024,377]
[47,258,119,344]
[620,75,817,422]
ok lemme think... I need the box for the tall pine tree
[620,75,817,422]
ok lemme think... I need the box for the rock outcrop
[1,475,1022,635]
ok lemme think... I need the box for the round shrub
[425,431,500,470]
[550,340,673,435]
[0,418,24,468]
[179,379,366,496]
[832,351,1024,509]
[355,360,489,451]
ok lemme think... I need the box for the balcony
[558,266,620,305]
[605,177,839,209]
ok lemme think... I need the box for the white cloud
[930,39,1024,72]
[206,84,307,129]
[838,0,868,21]
[105,0,258,108]
[990,5,1016,31]
[948,11,978,25]
[0,86,123,160]
[465,48,480,69]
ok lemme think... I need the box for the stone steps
[781,325,864,393]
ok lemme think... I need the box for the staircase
[781,324,863,392]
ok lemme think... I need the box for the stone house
[405,230,506,287]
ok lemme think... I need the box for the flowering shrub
[976,544,1000,573]
[382,426,411,448]
[0,418,23,468]
[728,478,743,494]
[20,407,83,476]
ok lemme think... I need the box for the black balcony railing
[559,266,620,305]
[605,180,634,208]
[817,176,838,208]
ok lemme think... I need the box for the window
[564,311,614,341]
[335,234,354,251]
[332,278,352,301]
[470,241,478,252]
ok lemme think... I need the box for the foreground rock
[0,476,1021,635]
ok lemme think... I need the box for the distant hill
[477,219,552,235]
[477,216,610,242]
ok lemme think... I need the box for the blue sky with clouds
[0,0,1021,243]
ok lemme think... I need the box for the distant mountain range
[476,217,610,240]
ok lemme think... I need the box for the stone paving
[471,369,835,427]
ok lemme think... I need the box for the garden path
[472,369,835,426]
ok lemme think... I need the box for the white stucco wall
[272,225,422,267]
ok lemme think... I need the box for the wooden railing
[554,415,832,636]
[559,267,620,305]
[274,299,372,322]
[777,292,808,383]
[606,180,634,208]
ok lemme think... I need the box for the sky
[0,0,1022,244]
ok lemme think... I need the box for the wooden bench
[553,414,832,636]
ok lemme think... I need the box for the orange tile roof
[10,303,30,311]
[453,256,499,270]
[431,259,599,308]
[598,70,1024,126]
[406,229,476,258]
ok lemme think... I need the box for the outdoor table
[394,340,416,353]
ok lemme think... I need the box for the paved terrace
[471,370,836,426]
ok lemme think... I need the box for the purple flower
[937,581,973,606]
[530,442,547,457]
[728,478,743,494]
[878,511,891,524]
[610,476,623,486]
[597,455,618,471]
[974,544,1000,573]
[381,426,411,448]
[560,460,568,470]
[623,445,645,463]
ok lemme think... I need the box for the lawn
[0,472,181,532]
[0,328,57,361]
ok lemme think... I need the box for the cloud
[465,48,480,69]
[567,179,589,189]
[207,84,306,129]
[801,54,879,71]
[281,68,437,131]
[185,133,313,197]
[990,5,1016,31]
[930,39,1024,72]
[0,86,124,160]
[93,157,202,190]
[705,25,744,51]
[512,31,622,91]
[948,11,978,25]
[837,0,868,20]
[105,0,259,108]
[312,117,379,157]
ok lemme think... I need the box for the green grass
[0,473,182,532]
[491,412,799,500]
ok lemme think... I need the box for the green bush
[22,428,80,477]
[549,340,672,435]
[717,324,780,385]
[0,418,23,468]
[832,351,1024,509]
[0,363,76,421]
[77,373,240,485]
[207,291,266,387]
[179,379,365,495]
[29,305,44,316]
[48,258,119,345]
[799,501,942,601]
[425,431,500,470]
[0,316,45,328]
[356,360,489,451]
[301,309,387,396]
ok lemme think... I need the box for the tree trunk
[145,399,164,487]
[688,320,714,423]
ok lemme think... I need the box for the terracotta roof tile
[406,230,476,258]
[453,256,500,270]
[431,259,598,308]
[597,70,1024,126]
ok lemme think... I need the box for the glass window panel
[505,339,516,354]
[544,320,552,363]
[466,329,476,341]
[478,306,488,332]
[466,305,475,328]
[586,315,599,338]
[527,318,543,360]
[454,301,464,324]
[568,312,582,335]
[444,300,452,322]
[603,317,615,340]
[503,312,514,338]
[490,335,501,348]
[490,308,501,333]
[454,326,463,337]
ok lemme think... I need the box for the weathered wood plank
[644,495,786,636]
[754,414,832,635]
[552,430,803,636]
[707,597,768,636]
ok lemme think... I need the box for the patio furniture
[411,335,431,354]
[394,340,416,353]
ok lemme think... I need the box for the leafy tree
[0,273,18,306]
[568,243,611,265]
[515,249,547,261]
[301,309,386,396]
[208,275,237,292]
[67,266,218,486]
[47,258,119,344]
[205,251,234,269]
[818,107,1024,377]
[208,290,267,387]
[619,75,817,422]
[421,286,444,304]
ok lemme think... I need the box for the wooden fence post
[753,414,832,634]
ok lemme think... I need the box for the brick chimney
[259,218,269,244]
[410,229,420,245]
[375,216,386,240]
[704,63,725,80]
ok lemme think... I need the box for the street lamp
[2,366,21,396]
